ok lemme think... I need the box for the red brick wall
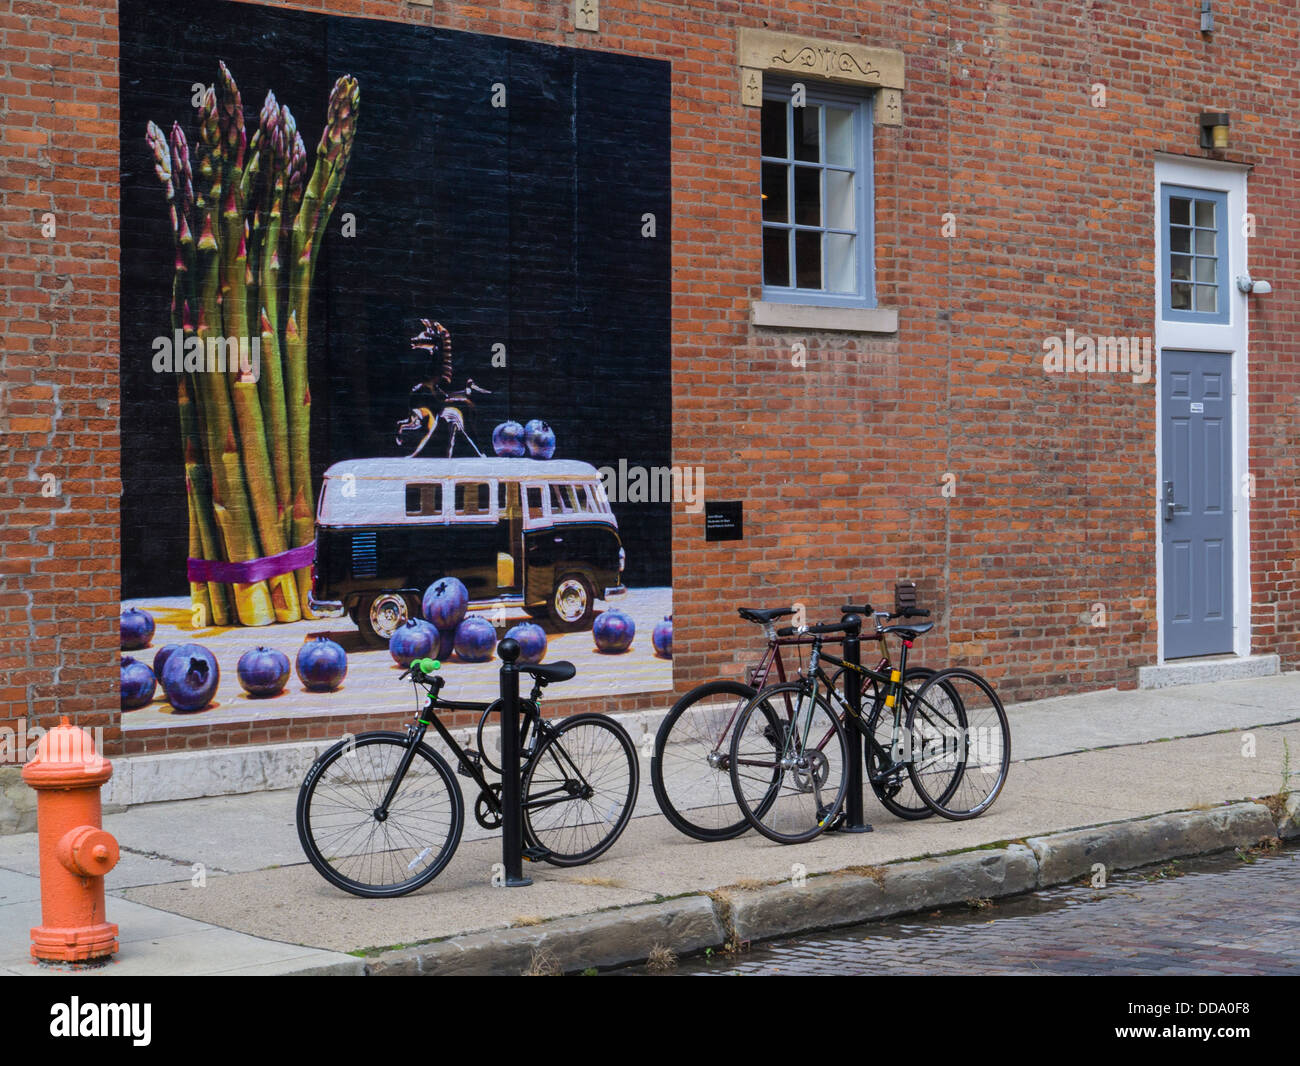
[2,0,1296,755]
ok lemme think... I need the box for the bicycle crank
[474,785,504,829]
[791,749,830,793]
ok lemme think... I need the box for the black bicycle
[729,612,1010,843]
[296,657,639,897]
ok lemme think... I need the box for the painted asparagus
[146,64,359,627]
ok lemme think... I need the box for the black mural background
[119,0,671,598]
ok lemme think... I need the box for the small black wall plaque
[705,501,743,542]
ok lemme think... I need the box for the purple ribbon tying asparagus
[187,542,315,585]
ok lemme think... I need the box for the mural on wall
[118,0,673,719]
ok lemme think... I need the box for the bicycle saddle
[880,622,934,639]
[518,660,576,684]
[738,606,796,624]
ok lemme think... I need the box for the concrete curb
[299,797,1291,976]
[1026,801,1278,887]
[363,895,723,976]
[724,844,1038,946]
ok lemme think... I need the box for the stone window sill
[750,301,899,333]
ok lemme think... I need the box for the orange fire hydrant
[21,717,120,962]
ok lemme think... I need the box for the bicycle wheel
[650,680,757,841]
[905,668,1010,820]
[523,713,639,866]
[866,667,967,820]
[729,683,849,845]
[296,732,464,898]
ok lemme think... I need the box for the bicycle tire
[867,667,967,820]
[296,731,464,898]
[523,713,639,866]
[650,679,758,841]
[729,683,849,845]
[905,667,1010,820]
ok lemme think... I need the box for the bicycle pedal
[457,750,482,778]
[521,847,549,863]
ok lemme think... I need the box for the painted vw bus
[311,458,626,643]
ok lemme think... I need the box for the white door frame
[1153,154,1252,662]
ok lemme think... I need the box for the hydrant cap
[21,718,112,788]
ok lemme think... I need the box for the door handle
[1164,480,1176,522]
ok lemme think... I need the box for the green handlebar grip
[414,658,441,674]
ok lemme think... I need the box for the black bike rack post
[496,638,533,887]
[839,613,872,833]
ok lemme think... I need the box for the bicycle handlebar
[840,604,930,620]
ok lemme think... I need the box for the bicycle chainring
[474,785,504,829]
[791,749,830,793]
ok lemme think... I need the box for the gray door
[1161,350,1233,658]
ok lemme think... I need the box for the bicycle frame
[376,682,594,823]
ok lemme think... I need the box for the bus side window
[455,482,490,516]
[575,485,592,512]
[406,483,442,516]
[526,485,544,520]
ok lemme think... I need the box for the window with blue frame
[1161,184,1228,324]
[761,82,874,307]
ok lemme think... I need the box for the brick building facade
[1,0,1296,764]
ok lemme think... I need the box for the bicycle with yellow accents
[728,608,1011,844]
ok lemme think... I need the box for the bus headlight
[618,547,625,573]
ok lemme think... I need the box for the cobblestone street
[652,844,1300,976]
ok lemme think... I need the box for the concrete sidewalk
[1,673,1297,974]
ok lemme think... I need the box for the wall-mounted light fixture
[1200,0,1214,34]
[1236,274,1273,295]
[1199,111,1230,150]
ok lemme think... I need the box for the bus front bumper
[602,584,627,600]
[308,592,345,618]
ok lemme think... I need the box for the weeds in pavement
[1137,860,1184,882]
[646,943,678,972]
[965,897,994,910]
[511,914,544,927]
[841,864,888,889]
[522,946,562,976]
[571,876,625,889]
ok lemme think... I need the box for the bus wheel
[548,573,594,632]
[358,592,413,646]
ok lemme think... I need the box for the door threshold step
[1138,654,1280,690]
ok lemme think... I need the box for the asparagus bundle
[146,65,359,627]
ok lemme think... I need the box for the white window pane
[826,233,855,293]
[825,107,854,166]
[1194,199,1215,228]
[1195,229,1216,255]
[825,169,855,230]
[1194,285,1217,313]
[1194,257,1216,283]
